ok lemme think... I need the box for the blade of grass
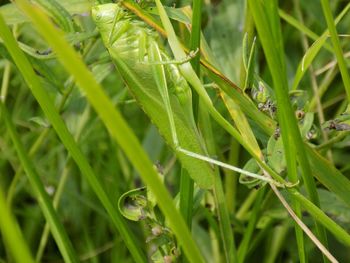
[290,189,350,246]
[321,0,350,101]
[198,3,350,252]
[223,139,239,213]
[0,8,147,263]
[248,0,329,261]
[189,0,202,73]
[154,1,237,261]
[278,9,332,51]
[13,1,205,262]
[198,99,238,263]
[179,168,194,228]
[271,185,337,263]
[263,220,290,263]
[293,0,332,162]
[0,19,80,263]
[0,186,35,263]
[292,33,330,91]
[6,75,76,207]
[237,188,266,263]
[0,101,79,263]
[305,146,350,205]
[33,0,75,33]
[292,2,350,91]
[247,1,306,261]
[179,0,203,234]
[35,165,70,261]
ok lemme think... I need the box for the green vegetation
[0,0,350,262]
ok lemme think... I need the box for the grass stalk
[0,102,79,263]
[179,168,194,228]
[293,0,332,162]
[198,99,237,262]
[320,0,350,101]
[189,0,202,73]
[248,0,330,261]
[247,1,306,261]
[237,188,266,263]
[179,0,203,233]
[0,186,35,263]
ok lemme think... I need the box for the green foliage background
[0,0,350,262]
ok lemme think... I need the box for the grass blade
[321,0,350,101]
[0,102,78,263]
[292,2,350,91]
[291,189,350,246]
[0,187,35,263]
[248,0,328,261]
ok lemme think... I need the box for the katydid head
[92,3,158,50]
[92,3,131,46]
[92,4,119,44]
[92,4,120,26]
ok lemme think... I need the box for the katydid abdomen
[92,3,214,189]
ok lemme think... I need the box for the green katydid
[91,2,290,189]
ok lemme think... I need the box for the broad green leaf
[299,112,314,139]
[267,136,286,174]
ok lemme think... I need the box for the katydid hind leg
[148,40,179,147]
[141,48,199,65]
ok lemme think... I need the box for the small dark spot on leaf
[302,211,309,217]
[205,203,212,209]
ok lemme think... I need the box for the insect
[91,2,287,188]
[324,119,350,131]
[322,111,350,132]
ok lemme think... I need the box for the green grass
[1,0,350,262]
